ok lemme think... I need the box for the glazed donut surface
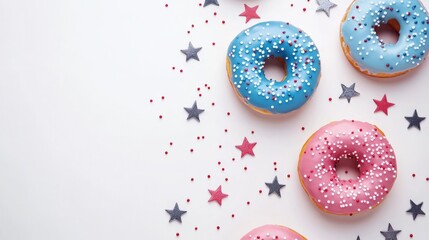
[298,120,397,215]
[340,0,429,77]
[227,21,321,114]
[241,225,306,240]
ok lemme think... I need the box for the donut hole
[335,156,360,180]
[262,57,287,82]
[374,19,400,45]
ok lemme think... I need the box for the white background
[0,0,428,239]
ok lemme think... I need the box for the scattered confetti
[235,137,257,158]
[265,176,286,197]
[165,203,187,223]
[184,101,205,122]
[203,0,219,7]
[181,42,202,62]
[316,0,337,17]
[380,223,401,240]
[406,200,425,220]
[239,4,260,23]
[373,94,395,115]
[208,185,229,206]
[405,110,425,130]
[339,83,360,103]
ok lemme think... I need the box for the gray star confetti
[180,42,202,62]
[380,223,401,240]
[165,203,187,223]
[405,110,425,130]
[316,0,337,17]
[184,101,204,122]
[339,83,360,103]
[406,200,425,220]
[265,176,285,197]
[203,0,219,7]
[356,236,360,240]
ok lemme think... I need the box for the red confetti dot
[218,161,221,165]
[191,178,194,182]
[212,102,215,106]
[328,97,332,101]
[161,96,165,100]
[180,69,183,73]
[259,189,262,194]
[287,174,291,178]
[246,201,250,205]
[165,4,168,7]
[205,20,208,24]
[231,214,235,218]
[222,20,225,24]
[410,233,413,238]
[176,233,180,237]
[169,142,173,146]
[219,145,222,148]
[186,199,190,202]
[274,162,277,165]
[251,130,255,134]
[212,42,216,46]
[190,149,194,153]
[216,226,220,230]
[227,112,231,116]
[303,8,306,12]
[224,129,228,133]
[194,227,198,231]
[225,177,228,182]
[412,173,416,177]
[244,166,248,171]
[159,115,163,119]
[165,151,168,155]
[301,127,305,131]
[207,175,211,179]
[150,99,153,103]
[274,167,277,171]
[214,12,217,16]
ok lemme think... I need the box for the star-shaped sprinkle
[316,0,337,17]
[203,0,219,7]
[165,203,187,223]
[405,110,425,130]
[373,94,395,115]
[339,83,360,103]
[180,42,202,62]
[184,101,204,122]
[235,137,257,158]
[406,200,425,220]
[208,185,228,206]
[380,223,401,240]
[265,176,285,197]
[239,4,260,23]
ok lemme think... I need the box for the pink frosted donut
[241,225,306,240]
[298,120,397,215]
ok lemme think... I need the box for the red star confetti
[208,185,228,206]
[235,137,257,158]
[239,4,260,23]
[373,94,395,115]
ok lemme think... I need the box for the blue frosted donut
[341,0,429,77]
[226,21,321,115]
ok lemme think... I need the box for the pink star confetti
[208,185,229,206]
[235,137,257,158]
[239,4,260,23]
[373,94,395,115]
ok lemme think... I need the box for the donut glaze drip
[341,0,429,76]
[241,225,306,240]
[227,21,321,114]
[298,120,397,215]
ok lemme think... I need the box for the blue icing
[227,21,321,114]
[341,0,429,75]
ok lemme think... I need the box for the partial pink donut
[298,120,397,215]
[241,225,306,240]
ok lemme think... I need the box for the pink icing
[241,225,306,240]
[298,120,397,215]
